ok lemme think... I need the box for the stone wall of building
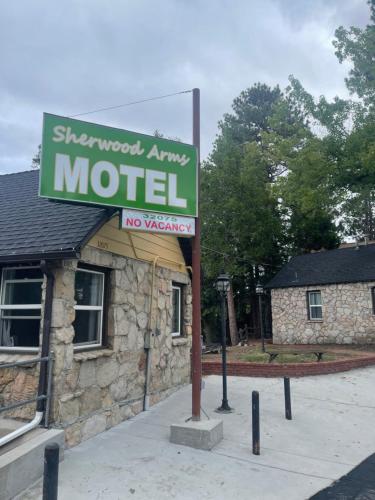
[49,246,192,447]
[0,359,39,421]
[271,282,375,344]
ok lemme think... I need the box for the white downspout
[143,260,192,411]
[0,411,43,447]
[126,231,190,411]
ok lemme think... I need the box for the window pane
[3,268,43,280]
[310,306,322,320]
[172,288,181,334]
[309,292,321,306]
[1,309,41,317]
[4,282,42,305]
[73,310,101,344]
[0,318,40,347]
[75,271,103,306]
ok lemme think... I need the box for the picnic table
[202,343,222,355]
[265,345,329,363]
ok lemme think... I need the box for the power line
[69,89,193,118]
[201,244,278,268]
[201,244,229,258]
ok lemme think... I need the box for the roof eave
[267,276,375,289]
[0,249,80,264]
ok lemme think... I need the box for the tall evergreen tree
[200,83,341,337]
[334,0,375,107]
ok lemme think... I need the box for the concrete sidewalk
[21,367,375,499]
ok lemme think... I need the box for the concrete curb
[0,428,64,500]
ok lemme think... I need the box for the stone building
[266,243,375,344]
[0,170,192,447]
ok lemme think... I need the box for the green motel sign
[39,114,198,217]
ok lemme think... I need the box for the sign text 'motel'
[39,114,198,217]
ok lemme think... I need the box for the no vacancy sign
[39,114,198,217]
[121,209,195,237]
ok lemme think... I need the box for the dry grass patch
[240,348,336,364]
[203,343,374,364]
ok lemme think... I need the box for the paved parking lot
[22,368,375,499]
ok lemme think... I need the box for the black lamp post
[215,272,233,413]
[256,282,265,353]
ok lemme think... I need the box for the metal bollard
[43,442,59,500]
[252,390,260,455]
[284,377,292,420]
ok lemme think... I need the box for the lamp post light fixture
[256,282,265,353]
[214,272,233,413]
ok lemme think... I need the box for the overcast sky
[0,0,371,175]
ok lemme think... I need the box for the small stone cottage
[266,243,375,345]
[0,170,192,447]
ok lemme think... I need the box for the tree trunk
[227,284,239,346]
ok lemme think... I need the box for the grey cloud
[0,0,370,174]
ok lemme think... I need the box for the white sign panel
[121,209,195,237]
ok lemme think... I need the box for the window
[171,285,183,337]
[0,266,43,350]
[73,267,105,348]
[307,291,322,320]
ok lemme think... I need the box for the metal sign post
[39,94,203,424]
[191,88,201,421]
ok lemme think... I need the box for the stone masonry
[271,282,375,344]
[49,246,192,447]
[0,245,192,447]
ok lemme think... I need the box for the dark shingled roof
[0,170,112,262]
[266,244,375,289]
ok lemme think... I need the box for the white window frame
[73,267,105,350]
[171,285,182,337]
[307,290,323,321]
[0,265,43,352]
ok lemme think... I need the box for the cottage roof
[0,170,115,262]
[0,170,193,266]
[266,244,375,289]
